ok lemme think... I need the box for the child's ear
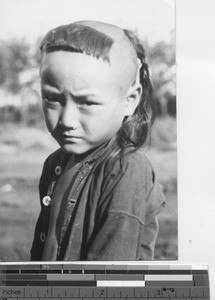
[125,83,142,116]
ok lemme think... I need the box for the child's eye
[81,102,95,106]
[43,93,61,104]
[77,100,97,107]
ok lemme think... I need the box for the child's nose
[59,101,80,128]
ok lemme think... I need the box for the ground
[0,117,177,261]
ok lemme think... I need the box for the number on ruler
[38,287,51,298]
[99,289,105,297]
[148,288,162,298]
[156,289,161,296]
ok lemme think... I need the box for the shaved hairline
[40,21,139,91]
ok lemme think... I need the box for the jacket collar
[58,136,117,172]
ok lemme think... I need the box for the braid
[115,29,155,151]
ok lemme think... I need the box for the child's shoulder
[124,148,153,171]
[105,147,153,173]
[102,147,155,187]
[96,147,165,221]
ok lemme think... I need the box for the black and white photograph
[0,0,176,261]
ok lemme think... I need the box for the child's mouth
[61,134,80,139]
[53,132,82,142]
[62,133,80,138]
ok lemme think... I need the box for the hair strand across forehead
[40,24,114,63]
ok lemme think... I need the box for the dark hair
[40,23,155,153]
[40,24,114,63]
[116,29,155,151]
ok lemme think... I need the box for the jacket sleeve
[86,153,165,261]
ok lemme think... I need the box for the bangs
[40,24,114,63]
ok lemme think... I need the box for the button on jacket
[30,140,165,261]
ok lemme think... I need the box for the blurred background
[0,0,176,261]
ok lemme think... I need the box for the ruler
[0,263,210,299]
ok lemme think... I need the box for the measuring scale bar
[0,263,210,299]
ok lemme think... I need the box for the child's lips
[62,133,80,138]
[54,131,82,141]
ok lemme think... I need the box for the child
[30,20,165,261]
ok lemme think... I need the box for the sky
[0,0,174,45]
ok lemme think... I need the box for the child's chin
[59,143,93,155]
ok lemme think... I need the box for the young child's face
[41,51,129,154]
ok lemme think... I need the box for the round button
[42,195,51,206]
[40,232,46,243]
[55,166,62,176]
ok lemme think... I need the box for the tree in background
[0,39,42,123]
[145,31,176,116]
[0,39,31,93]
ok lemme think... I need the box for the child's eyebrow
[41,86,61,95]
[41,87,97,99]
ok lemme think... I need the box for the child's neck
[73,147,98,164]
[73,141,110,164]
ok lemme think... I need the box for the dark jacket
[30,140,165,261]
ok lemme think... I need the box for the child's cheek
[43,107,60,132]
